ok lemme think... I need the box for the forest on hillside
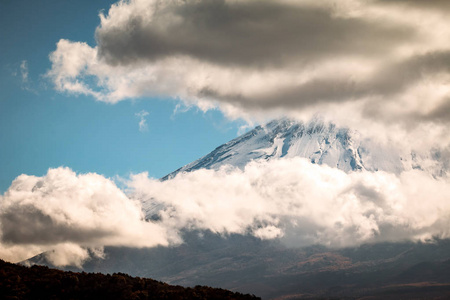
[0,259,260,300]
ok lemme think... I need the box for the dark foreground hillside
[0,259,260,300]
[27,235,450,299]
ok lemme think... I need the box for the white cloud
[2,160,450,266]
[20,60,28,83]
[11,60,36,92]
[130,158,450,248]
[0,167,171,266]
[45,0,450,139]
[135,110,149,132]
[47,40,103,99]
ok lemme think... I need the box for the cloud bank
[0,168,170,267]
[47,0,450,137]
[132,158,450,247]
[2,161,450,266]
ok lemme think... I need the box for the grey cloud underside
[96,0,413,68]
[424,99,450,123]
[199,51,450,119]
[0,206,113,245]
[198,78,361,109]
[375,0,450,10]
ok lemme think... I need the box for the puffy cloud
[47,39,104,99]
[130,158,450,248]
[46,0,450,137]
[2,160,450,266]
[0,168,170,266]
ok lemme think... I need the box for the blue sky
[0,0,244,193]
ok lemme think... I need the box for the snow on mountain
[163,118,404,180]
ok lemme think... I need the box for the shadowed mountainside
[25,234,450,299]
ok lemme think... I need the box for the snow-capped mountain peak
[163,118,404,179]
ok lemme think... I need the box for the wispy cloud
[20,60,28,83]
[135,110,149,132]
[11,60,35,92]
